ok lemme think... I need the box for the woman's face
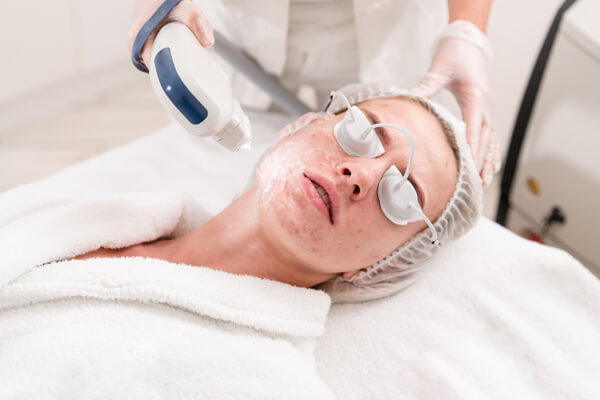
[255,97,458,276]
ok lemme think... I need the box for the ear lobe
[342,268,367,280]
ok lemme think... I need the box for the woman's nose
[336,159,386,201]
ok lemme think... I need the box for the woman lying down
[0,84,482,398]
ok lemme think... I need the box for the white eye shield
[276,83,483,302]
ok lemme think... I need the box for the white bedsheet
[316,217,600,399]
[1,111,599,399]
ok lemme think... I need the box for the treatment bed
[1,112,599,399]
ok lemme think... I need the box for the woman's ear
[341,268,367,280]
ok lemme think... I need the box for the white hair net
[275,83,483,303]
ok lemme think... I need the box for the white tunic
[196,0,448,108]
[282,0,360,103]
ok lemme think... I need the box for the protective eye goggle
[325,91,440,246]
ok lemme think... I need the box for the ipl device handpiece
[148,23,252,151]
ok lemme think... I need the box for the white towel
[0,192,204,285]
[0,256,333,399]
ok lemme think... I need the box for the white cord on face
[372,126,441,246]
[411,202,441,246]
[361,123,415,190]
[329,90,354,117]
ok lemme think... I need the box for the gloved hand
[412,21,500,187]
[128,0,214,69]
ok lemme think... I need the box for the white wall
[0,0,77,104]
[486,0,564,152]
[72,0,134,73]
[0,0,133,105]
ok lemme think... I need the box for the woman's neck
[144,188,337,288]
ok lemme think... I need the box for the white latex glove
[128,0,214,69]
[412,21,500,187]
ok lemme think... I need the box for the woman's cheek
[339,213,392,265]
[255,142,304,212]
[259,203,341,264]
[254,117,350,261]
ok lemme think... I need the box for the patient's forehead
[356,97,442,134]
[355,96,455,161]
[356,97,452,155]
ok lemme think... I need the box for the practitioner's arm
[448,0,493,32]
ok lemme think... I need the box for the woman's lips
[302,172,338,224]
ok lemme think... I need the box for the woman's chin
[258,199,334,259]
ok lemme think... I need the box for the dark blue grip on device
[154,47,208,124]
